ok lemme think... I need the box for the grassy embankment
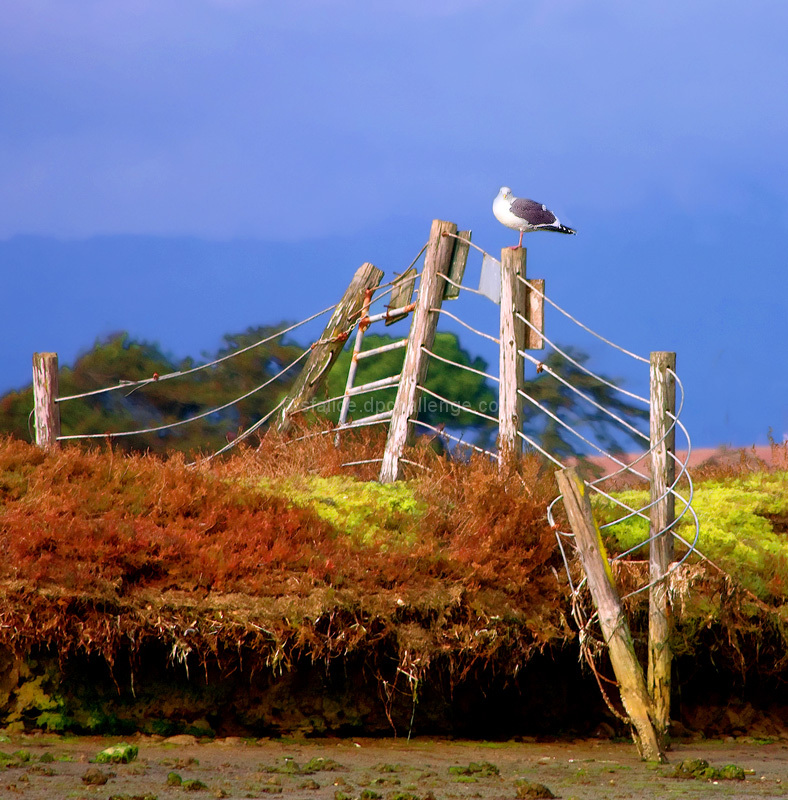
[0,431,786,735]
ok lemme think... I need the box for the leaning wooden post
[648,351,676,744]
[32,352,61,451]
[498,247,526,469]
[555,467,665,763]
[380,219,457,483]
[277,262,384,433]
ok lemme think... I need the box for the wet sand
[3,732,788,799]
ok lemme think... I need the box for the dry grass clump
[214,419,452,484]
[0,435,350,596]
[413,454,563,600]
[690,441,788,483]
[0,429,564,618]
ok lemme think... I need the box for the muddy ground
[3,733,788,800]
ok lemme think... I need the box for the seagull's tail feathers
[537,223,577,235]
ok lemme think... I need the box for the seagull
[493,186,576,248]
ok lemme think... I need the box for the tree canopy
[1,327,647,460]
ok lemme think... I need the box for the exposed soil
[3,732,788,800]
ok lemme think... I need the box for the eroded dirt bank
[4,621,788,744]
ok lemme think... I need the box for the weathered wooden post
[498,247,526,467]
[648,351,676,743]
[443,230,471,300]
[32,352,61,451]
[556,467,665,763]
[524,278,545,350]
[379,219,457,483]
[277,262,384,433]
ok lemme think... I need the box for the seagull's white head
[498,186,512,199]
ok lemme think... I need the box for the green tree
[324,331,498,440]
[0,328,305,455]
[521,346,648,461]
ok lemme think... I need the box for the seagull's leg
[510,230,524,249]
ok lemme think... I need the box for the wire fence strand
[57,347,311,441]
[56,304,338,403]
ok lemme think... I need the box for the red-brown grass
[0,427,577,692]
[0,428,563,621]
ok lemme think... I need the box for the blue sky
[2,1,787,447]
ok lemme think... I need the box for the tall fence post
[498,247,526,468]
[648,351,676,743]
[380,219,457,483]
[524,278,545,350]
[555,467,665,763]
[276,262,384,434]
[32,352,61,451]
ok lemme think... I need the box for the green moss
[256,475,425,548]
[448,761,499,778]
[718,764,746,780]
[596,471,788,598]
[671,758,747,781]
[301,757,345,773]
[515,781,556,799]
[37,711,74,732]
[261,756,345,775]
[96,743,138,764]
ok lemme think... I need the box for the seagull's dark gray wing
[509,197,557,226]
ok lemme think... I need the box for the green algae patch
[515,780,556,799]
[256,475,425,548]
[671,758,746,781]
[448,761,500,779]
[261,756,346,775]
[301,756,346,773]
[595,471,788,599]
[96,743,138,764]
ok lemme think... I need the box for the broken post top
[276,261,384,433]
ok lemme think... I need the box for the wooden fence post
[33,352,61,451]
[524,278,545,350]
[648,351,676,743]
[380,219,457,483]
[443,230,471,300]
[498,247,526,467]
[555,467,665,763]
[276,262,384,433]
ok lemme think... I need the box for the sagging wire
[421,345,499,384]
[411,418,499,461]
[57,347,311,442]
[432,306,500,345]
[516,309,648,406]
[56,303,338,403]
[515,273,649,365]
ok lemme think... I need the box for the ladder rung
[356,339,408,360]
[336,410,393,429]
[346,375,400,396]
[366,304,415,324]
